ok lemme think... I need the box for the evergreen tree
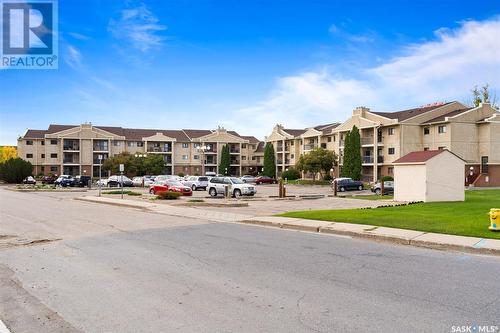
[0,158,33,183]
[263,143,276,178]
[341,126,362,180]
[341,131,351,177]
[218,144,231,175]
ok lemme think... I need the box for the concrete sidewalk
[76,195,500,256]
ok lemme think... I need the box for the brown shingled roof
[47,124,76,133]
[315,122,340,135]
[421,108,472,124]
[240,135,260,143]
[372,102,452,121]
[255,142,265,153]
[282,128,307,136]
[393,150,445,164]
[23,129,47,138]
[122,128,189,141]
[182,129,213,139]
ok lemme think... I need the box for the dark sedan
[254,176,277,185]
[371,181,394,195]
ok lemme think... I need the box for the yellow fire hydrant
[489,208,500,231]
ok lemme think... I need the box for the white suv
[182,176,209,191]
[207,177,256,197]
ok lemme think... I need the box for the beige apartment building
[266,102,500,186]
[17,124,264,177]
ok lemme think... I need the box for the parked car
[154,175,177,185]
[371,181,394,195]
[333,177,364,192]
[74,175,92,187]
[22,176,36,185]
[205,172,217,178]
[254,176,277,185]
[106,175,133,187]
[132,176,154,187]
[240,175,256,183]
[182,176,209,191]
[54,175,75,187]
[149,180,193,196]
[96,178,109,187]
[207,177,256,197]
[41,175,57,184]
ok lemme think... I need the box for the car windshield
[167,181,184,186]
[198,177,208,181]
[230,177,245,184]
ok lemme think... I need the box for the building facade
[17,124,264,177]
[266,102,500,186]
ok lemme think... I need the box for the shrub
[323,174,332,181]
[0,158,32,183]
[177,172,185,177]
[281,167,301,180]
[380,176,394,182]
[157,191,182,200]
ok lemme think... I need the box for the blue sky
[1,0,499,145]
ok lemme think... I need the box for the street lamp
[197,144,209,175]
[134,153,148,187]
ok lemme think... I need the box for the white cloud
[228,17,500,139]
[65,45,83,69]
[108,3,167,52]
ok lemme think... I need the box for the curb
[240,218,500,256]
[75,197,154,210]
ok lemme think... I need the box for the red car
[254,176,277,185]
[149,181,193,196]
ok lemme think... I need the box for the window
[438,125,447,134]
[50,153,57,158]
[388,148,395,155]
[182,155,188,160]
[242,156,247,160]
[41,140,45,145]
[136,141,144,147]
[327,137,332,142]
[333,135,336,142]
[242,144,247,149]
[194,155,200,160]
[321,143,327,149]
[388,128,395,135]
[299,140,302,145]
[388,167,394,175]
[26,153,33,158]
[41,154,45,158]
[424,127,430,135]
[291,154,294,159]
[290,141,294,146]
[26,140,33,145]
[50,166,57,172]
[251,144,256,149]
[423,147,429,151]
[50,139,57,145]
[252,156,256,160]
[41,166,45,172]
[182,143,189,148]
[113,141,121,146]
[127,141,134,147]
[438,146,446,150]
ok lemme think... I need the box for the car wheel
[256,182,260,185]
[149,188,155,195]
[340,186,346,192]
[358,185,363,191]
[375,188,381,195]
[209,188,217,197]
[234,189,242,197]
[192,184,197,191]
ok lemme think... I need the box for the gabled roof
[182,129,213,139]
[282,128,307,137]
[255,142,265,153]
[372,102,453,122]
[23,129,47,139]
[421,108,473,124]
[393,150,444,163]
[240,135,260,144]
[315,122,340,135]
[123,128,189,141]
[47,124,76,133]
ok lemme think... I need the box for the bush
[157,191,182,200]
[0,158,32,183]
[281,167,301,180]
[380,176,394,182]
[323,174,332,181]
[177,172,185,177]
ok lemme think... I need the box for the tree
[470,84,498,108]
[218,144,231,175]
[0,158,33,183]
[262,143,276,178]
[0,146,17,163]
[142,154,165,175]
[102,152,138,177]
[281,167,301,180]
[342,126,362,180]
[296,148,337,180]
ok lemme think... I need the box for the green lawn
[345,195,394,201]
[279,190,500,239]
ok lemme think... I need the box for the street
[1,188,499,332]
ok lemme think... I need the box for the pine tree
[341,131,351,177]
[263,143,276,178]
[341,126,362,180]
[218,144,231,175]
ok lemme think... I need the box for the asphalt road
[0,188,499,333]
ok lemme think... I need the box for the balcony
[276,145,284,152]
[147,146,172,153]
[63,158,79,164]
[93,140,109,152]
[377,156,384,163]
[205,158,217,165]
[361,137,374,145]
[363,156,374,164]
[63,145,80,151]
[339,140,345,147]
[304,143,318,150]
[277,159,284,164]
[230,148,240,154]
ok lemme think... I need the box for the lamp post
[98,154,103,197]
[197,144,209,175]
[135,153,147,187]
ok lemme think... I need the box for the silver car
[182,176,209,191]
[132,176,154,187]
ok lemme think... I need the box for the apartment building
[266,102,500,186]
[18,124,264,177]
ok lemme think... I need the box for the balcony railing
[205,159,217,165]
[339,140,345,146]
[147,146,172,153]
[363,156,374,164]
[230,160,240,165]
[361,137,374,145]
[63,145,80,151]
[377,156,384,163]
[230,148,240,154]
[63,158,79,164]
[93,142,109,151]
[276,145,284,152]
[277,159,284,164]
[304,144,318,150]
